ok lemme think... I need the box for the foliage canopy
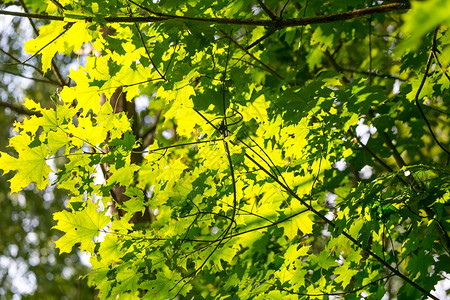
[0,0,449,299]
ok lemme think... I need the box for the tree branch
[244,27,277,51]
[382,131,406,168]
[20,22,74,65]
[0,2,410,27]
[0,0,21,7]
[193,104,437,299]
[340,67,407,81]
[132,22,165,80]
[0,48,44,76]
[0,68,60,85]
[0,101,41,116]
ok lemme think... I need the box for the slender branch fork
[0,2,409,27]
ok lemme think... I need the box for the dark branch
[132,21,165,80]
[0,101,41,116]
[21,22,74,65]
[0,68,59,85]
[132,138,223,155]
[0,48,44,76]
[0,3,410,27]
[244,27,277,51]
[382,131,406,168]
[340,67,407,81]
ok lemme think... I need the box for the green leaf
[398,0,450,53]
[334,262,359,288]
[24,22,93,73]
[310,251,338,270]
[279,207,314,240]
[53,199,110,253]
[0,135,51,193]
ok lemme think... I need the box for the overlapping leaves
[0,0,448,299]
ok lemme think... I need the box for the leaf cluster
[0,0,449,299]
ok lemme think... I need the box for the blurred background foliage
[0,0,94,298]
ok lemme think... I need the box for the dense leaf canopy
[0,0,449,299]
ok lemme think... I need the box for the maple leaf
[279,207,314,241]
[53,199,110,253]
[334,262,359,289]
[0,134,51,193]
[24,21,93,73]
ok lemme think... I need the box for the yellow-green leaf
[25,22,93,73]
[0,135,51,193]
[280,209,314,240]
[53,199,109,253]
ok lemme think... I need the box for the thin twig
[0,68,59,85]
[382,131,406,168]
[140,110,161,149]
[340,67,406,81]
[0,48,44,76]
[280,0,290,19]
[216,198,275,224]
[20,22,74,65]
[310,122,325,196]
[18,0,38,34]
[170,40,237,295]
[164,39,178,77]
[256,0,277,20]
[350,131,395,173]
[18,0,67,85]
[414,27,450,156]
[179,205,309,244]
[132,22,165,80]
[432,50,450,83]
[244,27,277,51]
[324,50,349,85]
[49,0,65,12]
[368,15,373,86]
[219,29,283,79]
[424,105,450,116]
[131,138,223,154]
[294,0,308,74]
[240,144,438,300]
